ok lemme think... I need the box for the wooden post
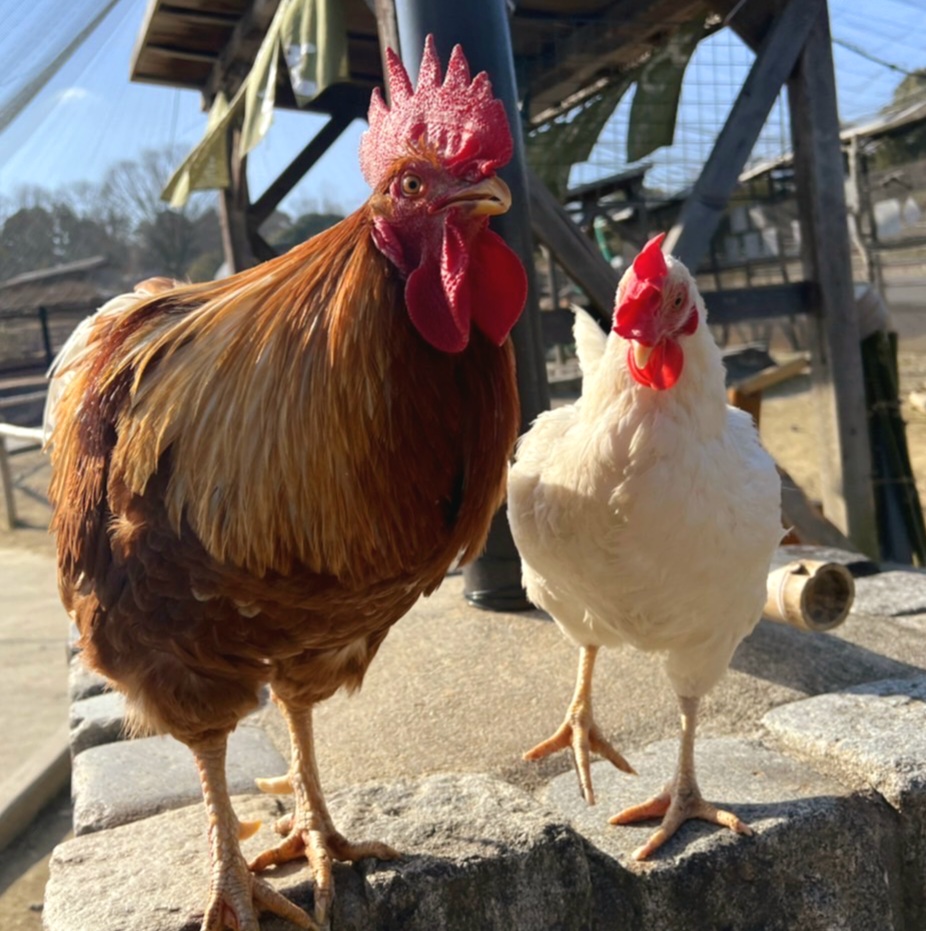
[218,126,257,273]
[787,2,879,557]
[37,306,53,367]
[0,437,15,530]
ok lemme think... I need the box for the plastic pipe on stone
[764,561,855,632]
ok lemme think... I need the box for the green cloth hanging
[162,0,350,207]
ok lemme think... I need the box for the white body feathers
[508,283,782,700]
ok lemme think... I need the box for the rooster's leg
[609,695,752,860]
[191,738,315,931]
[523,645,635,805]
[250,703,398,927]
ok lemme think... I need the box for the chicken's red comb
[359,35,513,189]
[632,233,668,282]
[614,233,668,340]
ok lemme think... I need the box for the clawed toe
[610,786,752,861]
[201,859,315,931]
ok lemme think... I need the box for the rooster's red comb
[359,35,513,189]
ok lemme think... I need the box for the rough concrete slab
[731,616,926,696]
[542,737,903,930]
[69,691,126,757]
[72,721,286,835]
[46,774,591,931]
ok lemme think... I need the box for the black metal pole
[392,0,550,611]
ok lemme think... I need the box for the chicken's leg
[191,738,315,931]
[523,645,635,805]
[609,695,752,860]
[250,702,398,927]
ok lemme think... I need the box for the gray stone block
[542,737,903,930]
[46,774,591,931]
[762,676,926,806]
[851,570,926,619]
[72,721,287,835]
[67,653,110,703]
[764,678,926,927]
[69,691,127,757]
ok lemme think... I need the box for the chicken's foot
[523,645,635,805]
[250,703,398,928]
[192,739,315,931]
[608,695,752,860]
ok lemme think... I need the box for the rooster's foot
[201,849,315,931]
[609,785,752,861]
[249,781,398,927]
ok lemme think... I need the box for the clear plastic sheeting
[0,0,122,137]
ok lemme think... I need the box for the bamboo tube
[764,560,854,632]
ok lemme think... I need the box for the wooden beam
[528,168,619,321]
[146,44,219,64]
[158,5,239,26]
[779,468,858,552]
[518,0,706,119]
[664,0,824,270]
[787,2,878,557]
[702,282,815,325]
[250,108,359,225]
[203,0,281,106]
[707,0,783,51]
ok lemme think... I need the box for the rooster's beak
[441,176,512,216]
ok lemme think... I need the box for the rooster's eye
[401,174,424,197]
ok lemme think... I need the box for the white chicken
[508,234,782,860]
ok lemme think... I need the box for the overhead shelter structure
[130,0,882,569]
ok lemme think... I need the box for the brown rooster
[46,36,526,931]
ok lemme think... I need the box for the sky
[0,0,923,217]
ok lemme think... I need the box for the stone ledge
[543,737,904,930]
[42,548,926,930]
[45,774,592,931]
[46,737,917,931]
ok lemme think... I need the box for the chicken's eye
[673,290,685,308]
[401,174,424,197]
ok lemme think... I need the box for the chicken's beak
[441,176,512,216]
[632,341,654,370]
